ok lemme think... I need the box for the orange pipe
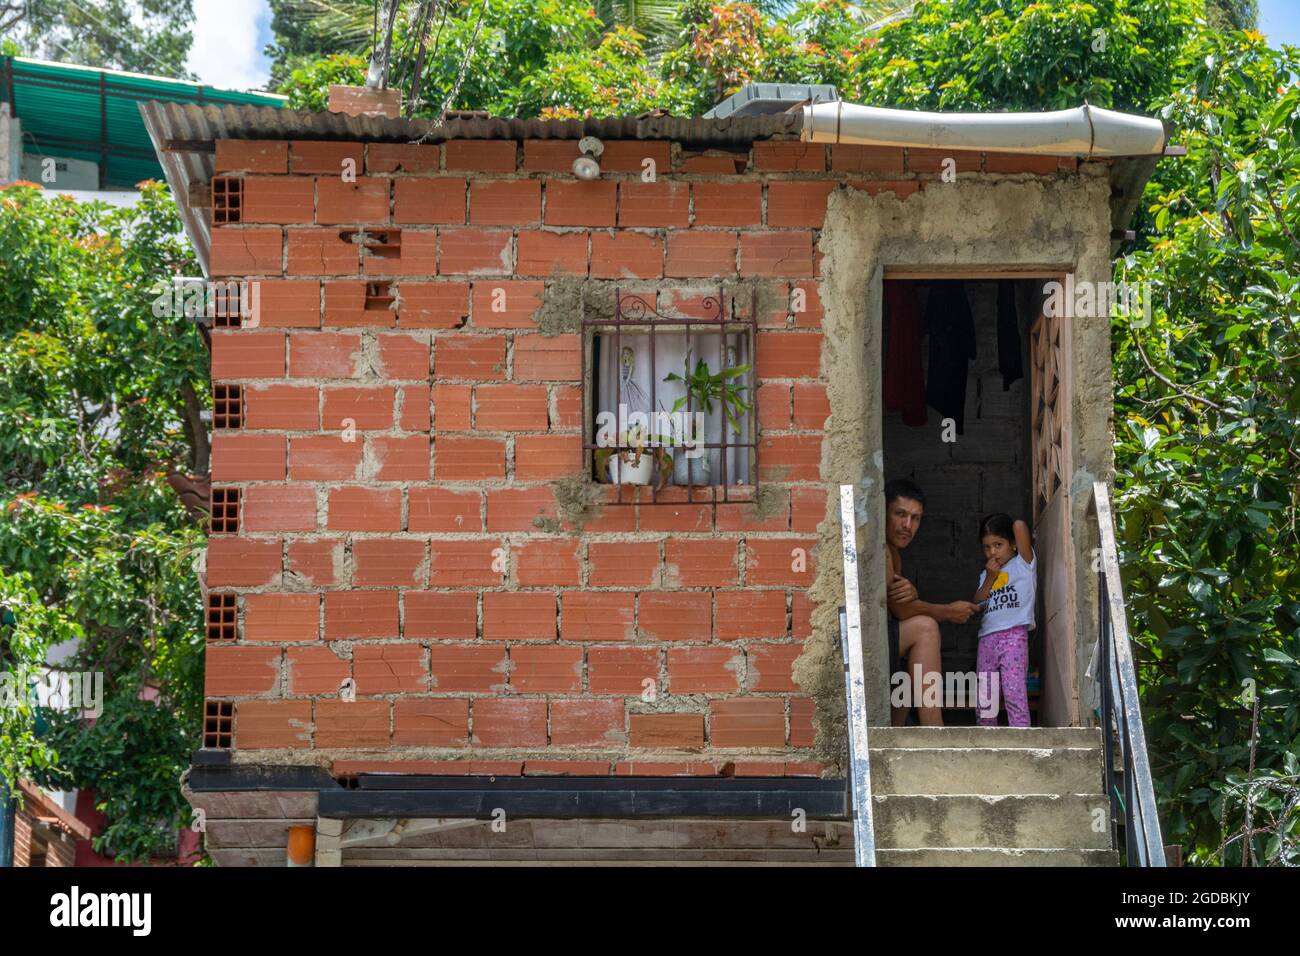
[287,825,316,866]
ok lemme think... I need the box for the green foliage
[664,353,754,432]
[6,0,196,79]
[1112,29,1300,865]
[0,181,206,862]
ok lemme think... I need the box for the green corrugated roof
[1,56,285,189]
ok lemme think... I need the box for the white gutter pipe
[800,102,1166,157]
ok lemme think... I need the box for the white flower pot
[609,452,654,485]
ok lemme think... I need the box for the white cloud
[186,0,274,92]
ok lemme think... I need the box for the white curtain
[595,332,752,485]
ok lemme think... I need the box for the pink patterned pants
[976,625,1030,727]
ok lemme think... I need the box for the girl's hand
[985,557,1002,575]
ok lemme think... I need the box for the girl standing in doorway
[973,514,1036,727]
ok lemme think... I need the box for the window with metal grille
[583,288,758,505]
[212,176,242,224]
[213,383,243,428]
[210,487,240,534]
[206,593,237,641]
[203,700,233,749]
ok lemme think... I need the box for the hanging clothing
[997,280,1024,391]
[924,281,977,434]
[883,281,927,427]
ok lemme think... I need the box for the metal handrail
[1092,480,1166,866]
[838,485,876,866]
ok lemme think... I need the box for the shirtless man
[883,479,981,726]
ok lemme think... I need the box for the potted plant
[663,352,753,485]
[593,422,672,488]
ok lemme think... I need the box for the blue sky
[186,0,1300,94]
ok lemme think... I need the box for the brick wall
[205,135,1067,777]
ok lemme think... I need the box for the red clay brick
[766,181,838,228]
[790,486,826,532]
[326,486,402,532]
[516,230,588,276]
[618,181,689,227]
[393,699,469,747]
[353,643,428,694]
[664,231,738,277]
[562,592,634,641]
[667,646,740,694]
[715,492,789,533]
[290,141,363,175]
[791,280,824,327]
[907,148,982,174]
[438,227,512,275]
[792,593,813,640]
[353,537,425,586]
[398,281,470,328]
[789,698,814,748]
[245,592,320,642]
[286,537,343,586]
[522,139,580,172]
[210,227,282,276]
[444,140,517,173]
[587,540,660,588]
[525,760,610,776]
[710,698,785,748]
[470,279,544,329]
[753,141,826,172]
[373,333,430,380]
[393,177,465,224]
[550,698,625,747]
[367,143,440,174]
[434,436,505,480]
[664,538,737,587]
[243,175,314,224]
[242,484,317,532]
[691,182,762,227]
[236,700,310,749]
[215,140,287,174]
[483,591,556,641]
[739,231,815,277]
[829,144,905,175]
[429,645,507,692]
[514,540,580,587]
[211,330,285,379]
[745,537,816,587]
[553,385,582,428]
[361,231,436,278]
[408,488,480,533]
[244,384,319,430]
[206,645,280,696]
[404,591,477,641]
[637,591,710,641]
[513,334,580,381]
[315,699,390,748]
[715,590,787,640]
[286,227,359,275]
[755,382,790,431]
[211,433,285,481]
[322,386,395,430]
[288,331,363,378]
[630,713,704,749]
[428,539,501,587]
[679,152,746,174]
[473,698,546,747]
[485,486,560,532]
[545,180,616,227]
[434,334,505,380]
[475,384,548,431]
[369,434,430,482]
[317,177,390,225]
[746,643,801,692]
[601,140,672,173]
[514,434,583,480]
[590,231,663,279]
[615,760,719,775]
[470,179,541,225]
[324,590,399,639]
[432,383,473,431]
[287,645,349,694]
[256,279,321,328]
[757,331,822,378]
[759,434,821,481]
[289,436,363,480]
[638,498,711,533]
[510,644,581,693]
[586,647,657,696]
[792,382,830,429]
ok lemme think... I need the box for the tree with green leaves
[3,0,195,79]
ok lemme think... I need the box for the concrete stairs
[867,727,1118,866]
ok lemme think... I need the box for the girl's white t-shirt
[976,551,1037,637]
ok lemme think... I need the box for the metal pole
[0,778,15,867]
[838,485,876,866]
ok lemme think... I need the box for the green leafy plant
[664,351,753,434]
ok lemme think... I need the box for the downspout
[800,102,1168,157]
[0,779,13,867]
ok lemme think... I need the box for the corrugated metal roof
[2,56,284,188]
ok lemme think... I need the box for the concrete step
[870,726,1102,749]
[872,793,1111,850]
[877,847,1119,866]
[868,745,1102,795]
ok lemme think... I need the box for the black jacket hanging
[998,280,1024,391]
[924,282,977,434]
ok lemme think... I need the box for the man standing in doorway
[884,479,981,726]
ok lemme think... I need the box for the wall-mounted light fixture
[572,136,604,180]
